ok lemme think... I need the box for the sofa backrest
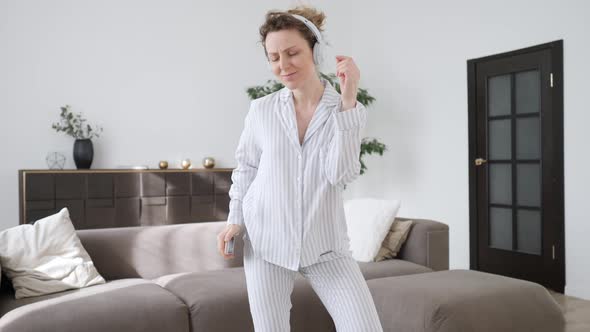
[77,221,245,281]
[76,217,449,281]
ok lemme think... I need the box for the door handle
[475,158,487,166]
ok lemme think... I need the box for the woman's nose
[279,56,290,71]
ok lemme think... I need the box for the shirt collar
[279,77,341,107]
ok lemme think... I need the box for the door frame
[467,40,565,291]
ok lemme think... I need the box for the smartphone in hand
[224,237,235,255]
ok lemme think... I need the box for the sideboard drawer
[19,169,233,229]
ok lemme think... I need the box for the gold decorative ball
[159,160,169,169]
[181,158,192,170]
[203,157,215,169]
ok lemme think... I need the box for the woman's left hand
[335,55,360,110]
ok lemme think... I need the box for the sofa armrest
[396,217,449,271]
[76,221,245,281]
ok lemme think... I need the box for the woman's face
[265,29,316,90]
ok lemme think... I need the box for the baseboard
[565,284,590,301]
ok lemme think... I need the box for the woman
[216,5,383,332]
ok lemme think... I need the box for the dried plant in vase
[52,105,103,169]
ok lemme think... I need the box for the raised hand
[335,55,360,111]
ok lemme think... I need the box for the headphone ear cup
[313,42,324,67]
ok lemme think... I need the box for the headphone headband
[289,14,324,44]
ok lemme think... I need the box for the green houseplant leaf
[52,105,103,140]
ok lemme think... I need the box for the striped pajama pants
[242,237,384,332]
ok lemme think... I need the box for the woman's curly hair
[259,5,326,58]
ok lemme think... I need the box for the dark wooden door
[468,40,565,292]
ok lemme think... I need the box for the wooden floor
[548,290,590,332]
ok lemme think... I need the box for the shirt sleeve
[323,100,367,188]
[227,101,261,226]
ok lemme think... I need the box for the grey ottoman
[367,269,565,332]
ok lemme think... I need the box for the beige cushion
[0,208,105,299]
[374,219,414,262]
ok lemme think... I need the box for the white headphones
[266,13,326,69]
[290,14,325,66]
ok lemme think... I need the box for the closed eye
[269,52,299,62]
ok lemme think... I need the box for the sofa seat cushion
[0,279,189,332]
[366,269,565,332]
[157,267,335,332]
[155,259,432,332]
[357,258,432,279]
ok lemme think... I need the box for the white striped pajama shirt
[227,77,382,331]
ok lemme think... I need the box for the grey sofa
[0,217,449,332]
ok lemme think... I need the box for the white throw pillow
[0,207,105,299]
[343,198,401,262]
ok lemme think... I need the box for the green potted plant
[246,72,387,185]
[52,105,103,169]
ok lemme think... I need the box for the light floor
[548,289,590,332]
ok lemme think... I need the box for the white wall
[0,0,588,299]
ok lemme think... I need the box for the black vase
[73,139,94,169]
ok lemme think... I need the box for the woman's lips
[282,72,297,80]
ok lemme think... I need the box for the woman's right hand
[217,224,242,259]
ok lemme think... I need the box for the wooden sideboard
[18,169,234,229]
